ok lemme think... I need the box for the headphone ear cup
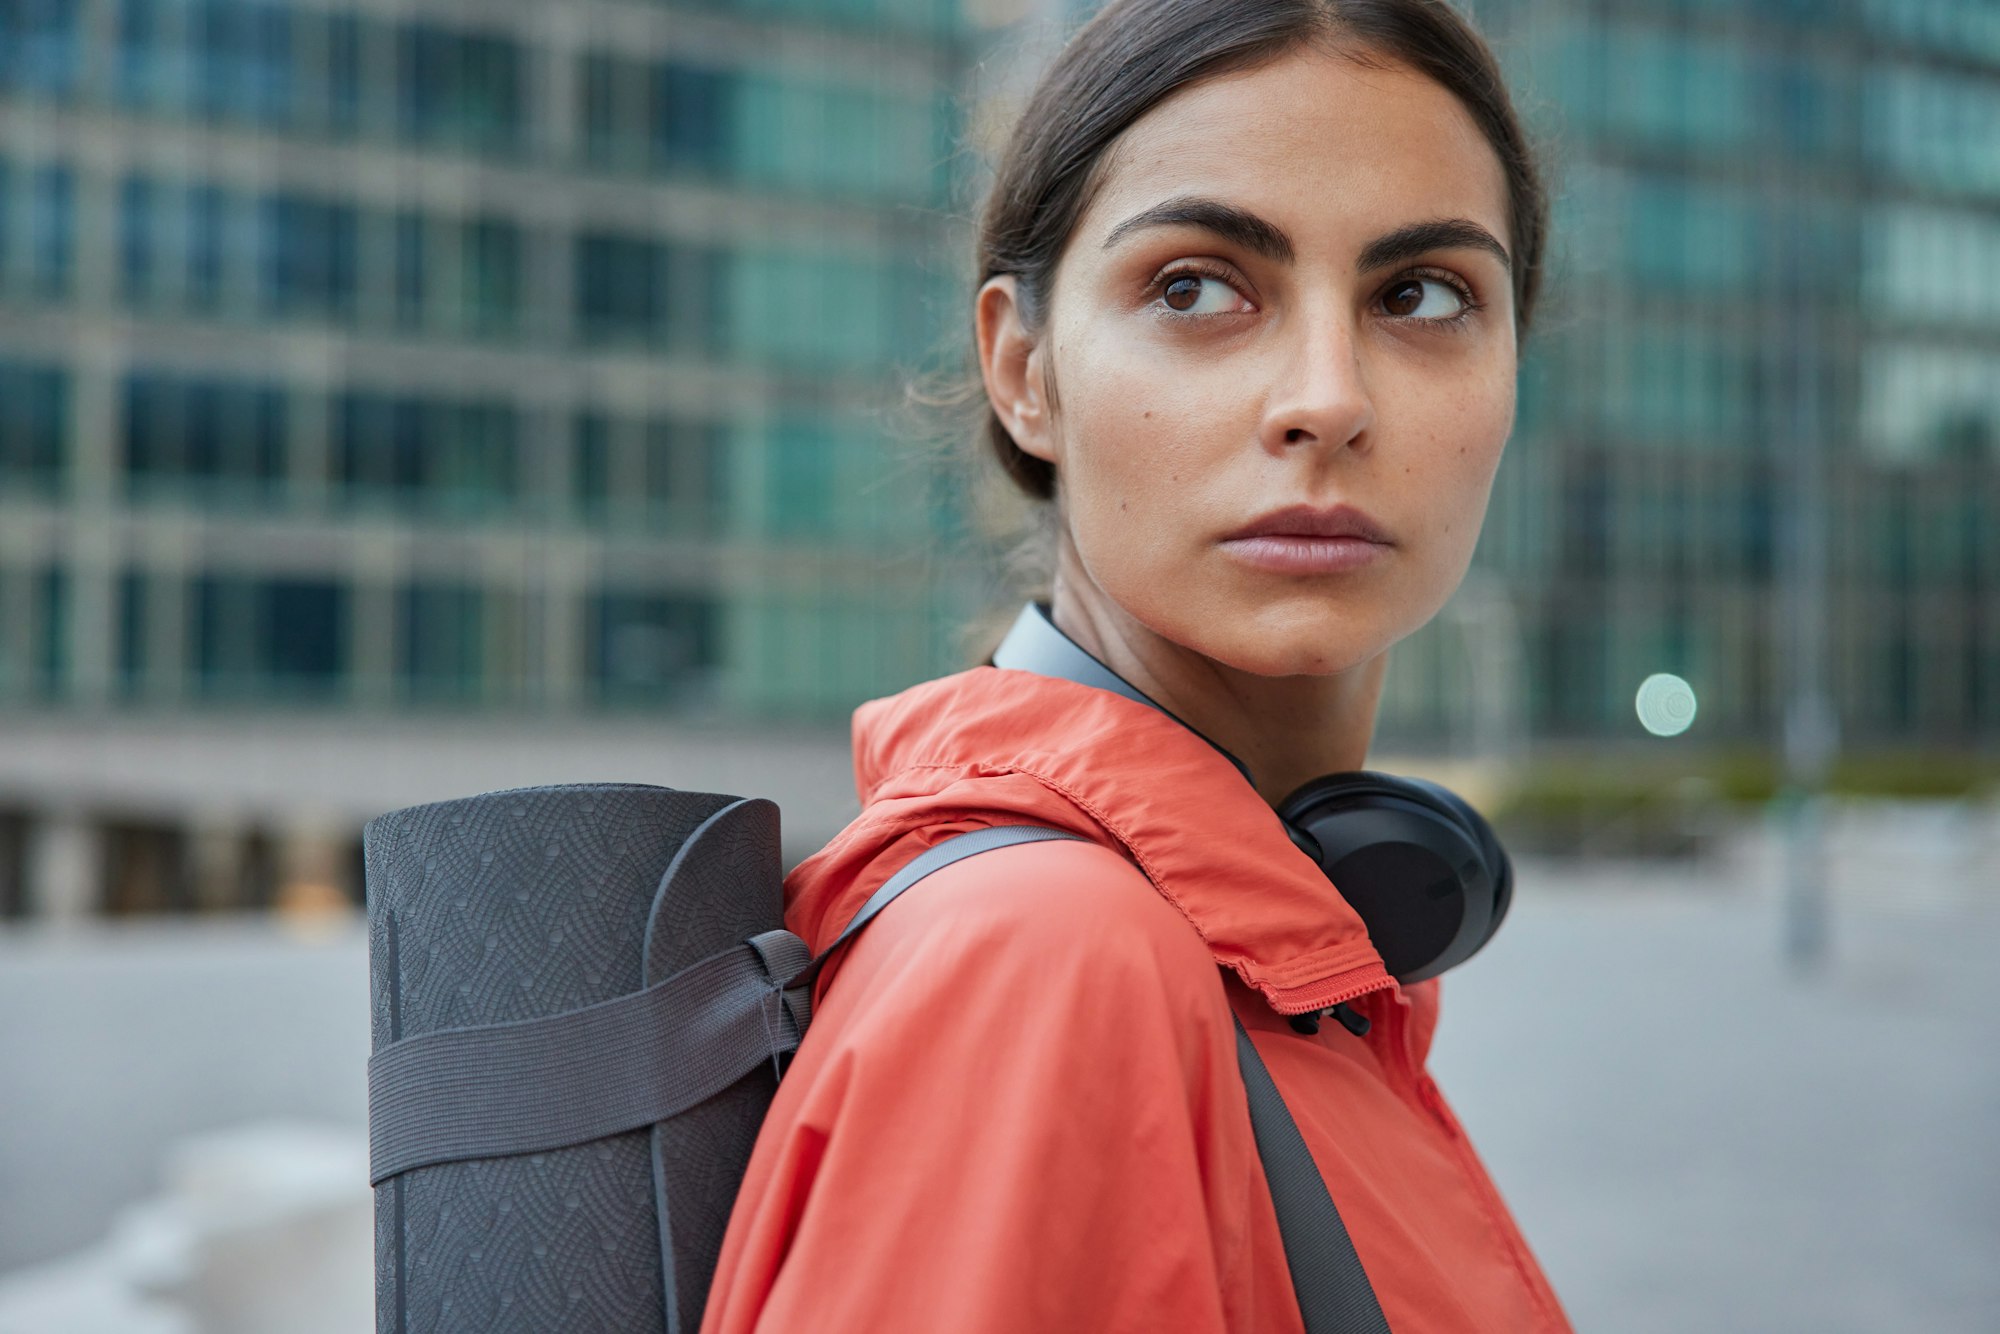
[1398,776,1514,948]
[1276,772,1511,984]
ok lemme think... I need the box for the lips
[1222,503,1393,544]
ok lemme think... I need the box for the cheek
[1405,362,1515,503]
[1049,323,1258,529]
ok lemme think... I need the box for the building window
[650,63,734,175]
[195,575,349,698]
[1561,454,1611,574]
[325,12,361,134]
[588,591,719,703]
[185,182,227,311]
[393,210,426,329]
[332,391,519,515]
[120,174,158,304]
[258,192,358,321]
[646,418,729,533]
[765,420,837,539]
[121,371,287,502]
[580,53,633,167]
[0,360,68,495]
[36,566,68,697]
[575,232,668,346]
[246,1,293,125]
[399,24,525,156]
[117,570,148,692]
[460,216,522,337]
[573,411,611,515]
[571,412,730,535]
[31,163,74,299]
[116,0,164,107]
[186,0,298,126]
[398,582,483,701]
[0,0,82,101]
[732,248,891,370]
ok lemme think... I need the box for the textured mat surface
[367,783,781,1334]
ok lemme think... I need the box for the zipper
[1270,979,1566,1328]
[1379,1008,1567,1331]
[1285,983,1567,1329]
[1429,1086,1568,1329]
[1415,1074,1462,1139]
[1349,987,1441,1126]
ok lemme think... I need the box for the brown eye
[1164,275,1204,311]
[1382,279,1425,317]
[1379,276,1471,321]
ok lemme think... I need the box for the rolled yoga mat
[365,783,790,1334]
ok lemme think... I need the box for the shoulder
[868,833,1210,970]
[819,832,1224,1033]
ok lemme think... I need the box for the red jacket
[702,665,1572,1333]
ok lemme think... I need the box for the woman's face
[983,46,1519,679]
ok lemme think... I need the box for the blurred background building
[1380,0,2000,771]
[0,0,983,911]
[0,0,1994,897]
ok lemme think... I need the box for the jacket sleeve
[699,836,1277,1334]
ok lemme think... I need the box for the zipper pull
[1330,1001,1371,1036]
[1287,1002,1371,1037]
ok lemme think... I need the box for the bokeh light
[1636,673,1699,737]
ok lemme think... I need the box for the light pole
[1768,55,1841,975]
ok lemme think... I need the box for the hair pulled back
[977,0,1548,504]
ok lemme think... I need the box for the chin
[1176,605,1397,679]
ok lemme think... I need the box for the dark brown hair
[976,0,1549,505]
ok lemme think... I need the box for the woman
[703,0,1570,1329]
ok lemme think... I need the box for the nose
[1257,315,1375,455]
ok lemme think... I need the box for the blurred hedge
[1487,748,2000,858]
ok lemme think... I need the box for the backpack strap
[1232,1012,1394,1333]
[832,824,1391,1334]
[793,823,1096,990]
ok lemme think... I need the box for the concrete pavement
[3,854,1996,1330]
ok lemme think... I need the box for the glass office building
[0,0,974,727]
[1375,0,2000,756]
[2,0,1995,917]
[0,0,986,916]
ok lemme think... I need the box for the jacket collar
[783,662,1397,1017]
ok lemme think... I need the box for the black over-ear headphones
[990,601,1512,993]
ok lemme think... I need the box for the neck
[1045,566,1387,810]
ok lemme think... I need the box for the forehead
[1076,45,1512,258]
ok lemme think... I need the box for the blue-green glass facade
[6,0,1992,749]
[0,0,974,720]
[1374,0,2000,752]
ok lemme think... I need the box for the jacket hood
[784,664,1400,1017]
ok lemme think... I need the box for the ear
[974,275,1057,467]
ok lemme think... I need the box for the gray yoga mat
[365,783,784,1334]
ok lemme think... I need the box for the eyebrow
[1100,195,1511,274]
[1356,218,1512,274]
[1101,196,1294,263]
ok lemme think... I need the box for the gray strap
[801,823,1093,986]
[1233,1013,1393,1333]
[367,927,809,1185]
